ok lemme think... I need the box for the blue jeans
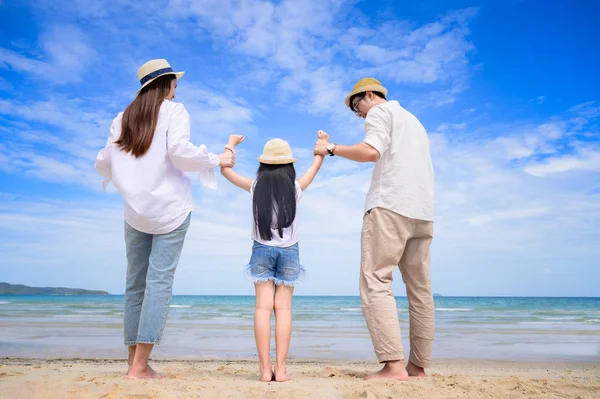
[246,241,305,286]
[123,213,190,346]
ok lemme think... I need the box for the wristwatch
[326,143,337,156]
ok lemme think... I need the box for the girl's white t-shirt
[250,180,303,248]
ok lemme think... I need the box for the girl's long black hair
[253,163,297,241]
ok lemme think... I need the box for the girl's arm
[221,167,253,192]
[298,154,325,191]
[298,130,328,191]
[220,134,253,192]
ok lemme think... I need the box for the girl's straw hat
[257,139,296,164]
[344,77,388,107]
[136,59,184,94]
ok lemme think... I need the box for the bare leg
[127,343,162,379]
[365,360,409,380]
[274,284,294,382]
[254,282,275,382]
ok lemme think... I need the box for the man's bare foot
[127,365,163,380]
[274,365,293,382]
[365,361,409,380]
[406,361,427,377]
[259,367,274,382]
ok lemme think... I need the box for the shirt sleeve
[167,103,221,188]
[94,113,122,191]
[295,181,303,203]
[363,105,392,156]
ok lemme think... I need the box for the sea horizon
[1,295,598,363]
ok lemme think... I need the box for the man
[315,78,434,380]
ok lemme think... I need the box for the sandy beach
[0,358,598,399]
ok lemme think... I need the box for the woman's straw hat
[257,138,296,165]
[344,77,388,108]
[136,59,184,94]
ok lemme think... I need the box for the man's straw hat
[344,77,388,108]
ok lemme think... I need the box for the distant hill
[0,282,109,295]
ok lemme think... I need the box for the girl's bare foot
[127,364,163,380]
[365,360,409,380]
[259,367,274,382]
[406,361,427,377]
[274,365,293,382]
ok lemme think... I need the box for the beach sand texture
[1,358,598,399]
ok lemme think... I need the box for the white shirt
[363,100,434,221]
[95,100,220,234]
[250,180,303,247]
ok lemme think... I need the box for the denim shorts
[246,241,305,286]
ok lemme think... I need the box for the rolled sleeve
[363,106,391,156]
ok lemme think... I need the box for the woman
[95,59,234,379]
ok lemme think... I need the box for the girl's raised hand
[228,134,245,147]
[317,130,330,142]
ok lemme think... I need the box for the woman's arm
[94,114,122,179]
[167,103,234,170]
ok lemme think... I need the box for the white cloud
[0,25,96,84]
[524,150,600,176]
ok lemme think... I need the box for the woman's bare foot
[259,367,274,382]
[365,360,409,380]
[274,365,293,382]
[127,364,163,380]
[406,361,427,377]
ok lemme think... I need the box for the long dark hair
[115,74,175,158]
[253,163,297,241]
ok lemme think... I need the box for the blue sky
[1,0,599,296]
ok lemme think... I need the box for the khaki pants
[360,207,434,368]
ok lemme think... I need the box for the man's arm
[314,139,380,163]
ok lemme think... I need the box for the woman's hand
[219,151,235,168]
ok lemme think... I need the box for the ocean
[0,295,598,362]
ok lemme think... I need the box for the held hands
[314,130,330,156]
[220,134,244,168]
[218,151,235,168]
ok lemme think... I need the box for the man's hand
[219,152,235,168]
[314,139,329,156]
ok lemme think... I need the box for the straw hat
[344,77,388,108]
[257,139,296,165]
[136,59,184,94]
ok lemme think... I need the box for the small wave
[170,305,191,308]
[340,308,361,312]
[436,308,473,312]
[0,301,9,305]
[220,312,242,317]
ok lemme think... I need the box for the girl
[220,133,326,382]
[95,59,234,379]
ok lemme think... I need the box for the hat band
[140,67,174,86]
